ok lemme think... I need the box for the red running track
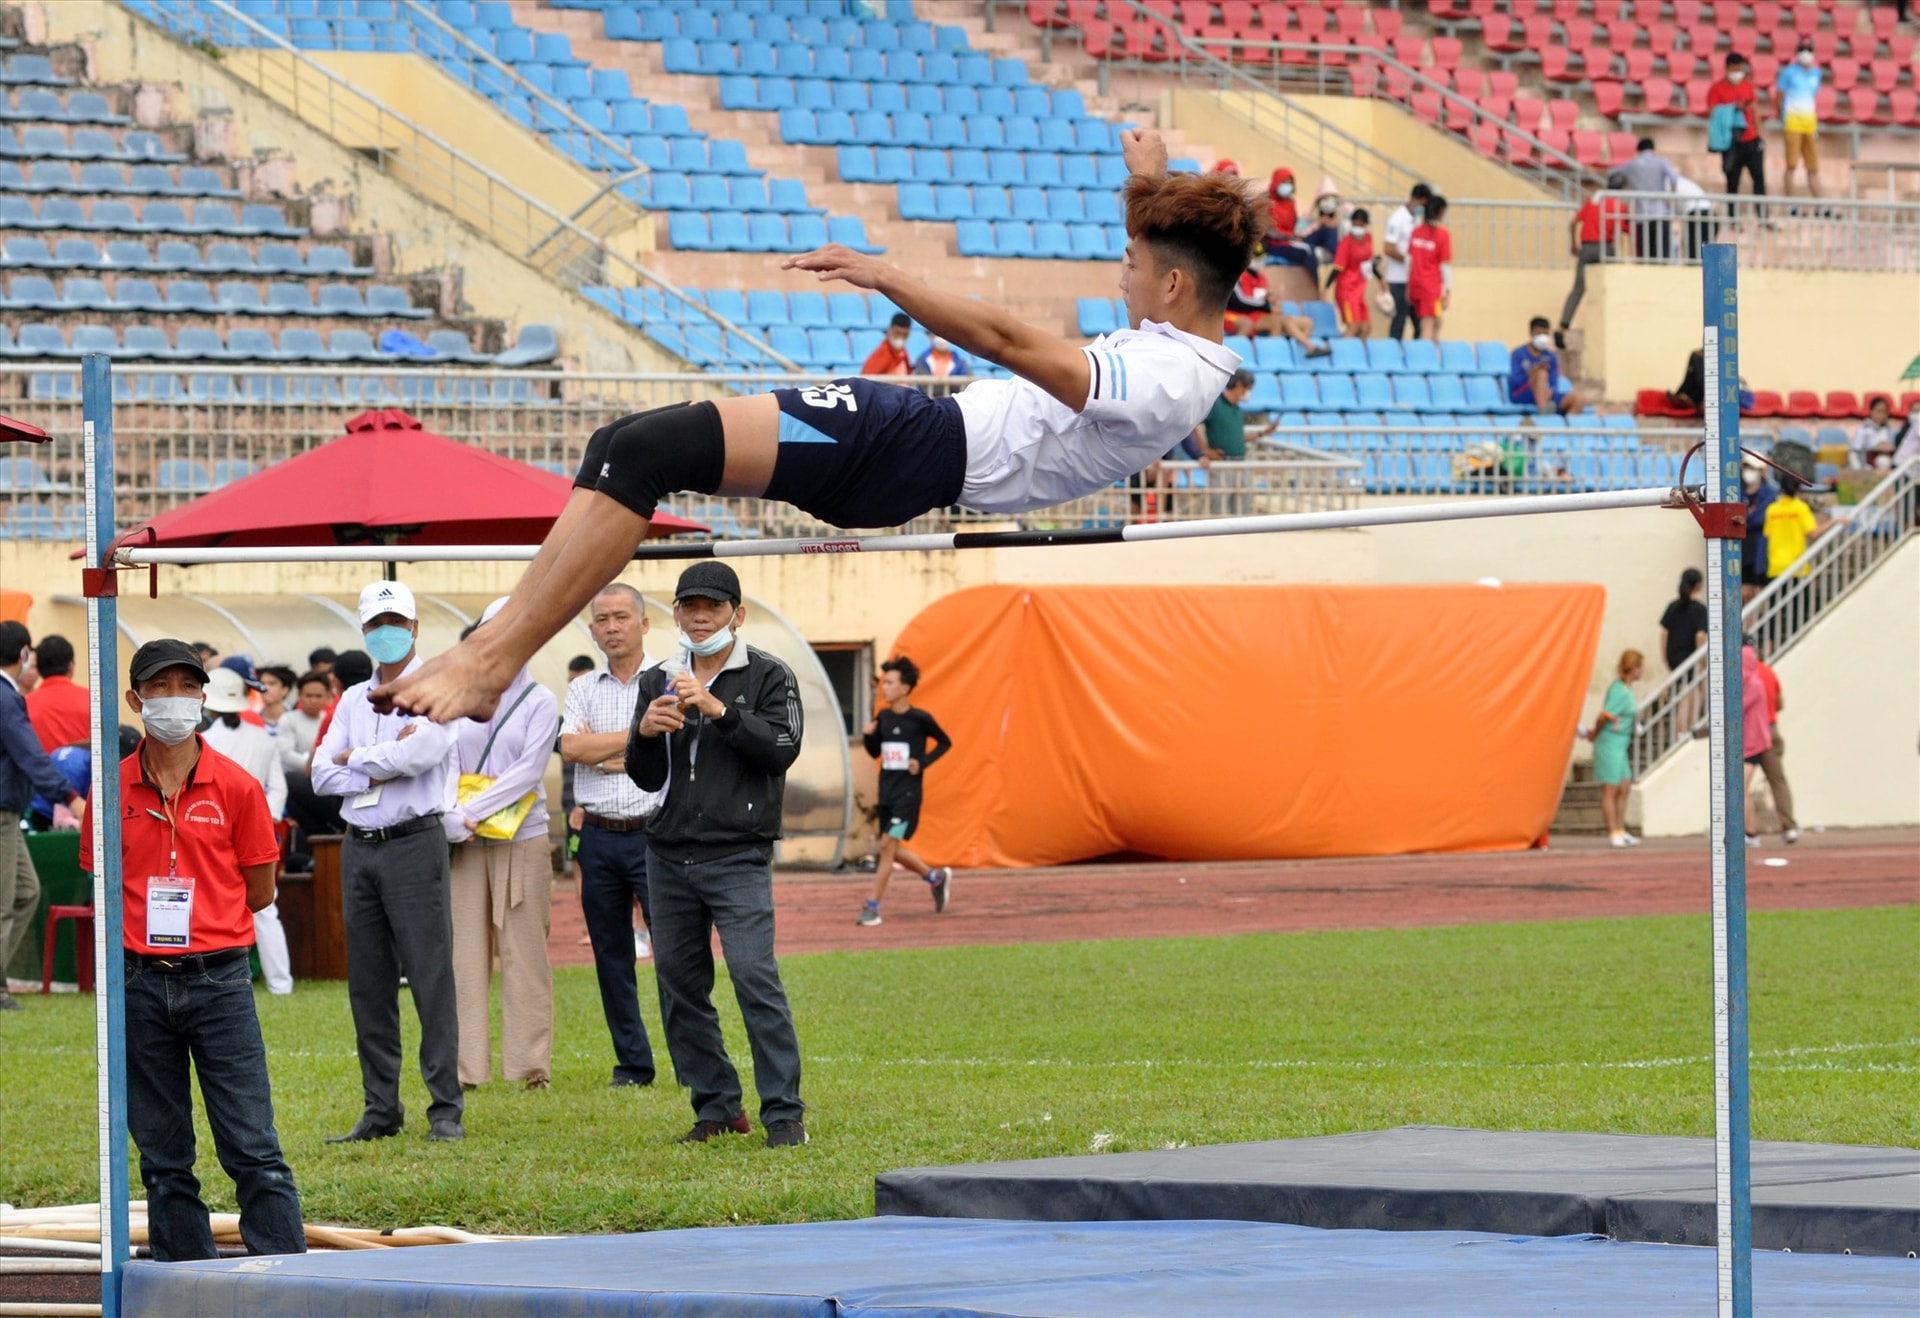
[546,829,1919,963]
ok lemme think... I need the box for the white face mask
[1350,226,1367,237]
[139,696,203,746]
[1742,468,1761,489]
[1276,183,1294,198]
[1797,51,1813,66]
[1871,453,1892,470]
[1728,69,1747,83]
[1531,334,1553,352]
[679,624,734,658]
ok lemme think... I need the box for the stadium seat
[1742,390,1782,419]
[1819,390,1864,419]
[1365,339,1407,374]
[1780,390,1821,419]
[1402,340,1440,373]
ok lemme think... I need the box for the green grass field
[5,907,1915,1236]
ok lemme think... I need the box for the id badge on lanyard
[144,802,195,949]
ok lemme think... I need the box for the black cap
[129,639,209,688]
[674,561,741,605]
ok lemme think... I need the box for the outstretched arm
[785,129,1172,412]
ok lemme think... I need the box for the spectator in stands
[1741,458,1778,603]
[913,336,970,379]
[1406,194,1452,343]
[1674,175,1717,263]
[1776,40,1825,204]
[860,314,913,376]
[1382,182,1433,342]
[1672,348,1706,414]
[278,670,333,871]
[1708,53,1768,217]
[1225,266,1272,337]
[1559,175,1628,343]
[1275,311,1331,358]
[1615,138,1679,262]
[1510,317,1583,416]
[1324,208,1377,340]
[307,647,336,676]
[25,634,87,753]
[1749,640,1799,845]
[257,666,296,738]
[1583,649,1643,848]
[1211,159,1239,176]
[1764,474,1827,632]
[1195,370,1257,462]
[1852,397,1902,468]
[1263,168,1314,270]
[1302,194,1343,268]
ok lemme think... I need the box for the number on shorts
[799,383,859,412]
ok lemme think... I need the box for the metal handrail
[396,0,648,180]
[1630,459,1918,777]
[1594,189,1920,275]
[136,0,799,371]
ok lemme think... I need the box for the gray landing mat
[873,1125,1920,1257]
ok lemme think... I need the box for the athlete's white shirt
[953,320,1239,514]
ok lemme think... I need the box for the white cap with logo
[357,580,418,626]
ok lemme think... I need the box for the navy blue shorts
[765,379,967,529]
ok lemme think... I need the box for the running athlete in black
[856,657,952,927]
[382,126,1264,724]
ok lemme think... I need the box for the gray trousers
[0,810,40,975]
[1561,240,1601,329]
[648,845,803,1126]
[1757,727,1797,833]
[341,825,462,1127]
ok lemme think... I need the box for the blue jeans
[577,823,657,1084]
[123,954,305,1261]
[648,846,803,1125]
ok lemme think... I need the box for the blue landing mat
[124,1216,1919,1317]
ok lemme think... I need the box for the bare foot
[372,638,514,722]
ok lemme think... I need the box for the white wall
[1636,538,1920,836]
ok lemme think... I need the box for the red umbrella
[123,409,705,548]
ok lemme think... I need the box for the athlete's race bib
[146,875,195,949]
[880,741,911,772]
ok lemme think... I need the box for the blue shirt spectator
[1509,341,1569,408]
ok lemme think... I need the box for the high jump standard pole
[1701,246,1752,1318]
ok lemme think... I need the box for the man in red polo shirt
[24,635,89,752]
[79,638,305,1263]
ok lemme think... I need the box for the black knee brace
[572,401,727,520]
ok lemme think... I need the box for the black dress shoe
[609,1074,654,1089]
[326,1118,401,1144]
[428,1119,465,1142]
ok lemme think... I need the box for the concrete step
[1550,779,1608,835]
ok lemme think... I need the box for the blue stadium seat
[1068,223,1104,260]
[1327,338,1368,373]
[747,290,789,325]
[950,150,988,186]
[979,87,1016,118]
[1030,221,1071,260]
[186,201,240,234]
[1438,341,1479,376]
[909,150,948,184]
[1464,375,1520,414]
[60,275,110,310]
[1428,374,1469,411]
[1025,153,1062,187]
[1252,338,1291,372]
[1317,373,1360,410]
[1402,339,1441,373]
[113,277,165,312]
[1476,341,1510,375]
[1391,376,1432,410]
[690,174,730,212]
[827,215,879,252]
[226,328,279,360]
[777,108,817,144]
[972,187,1010,221]
[215,280,266,315]
[898,182,938,220]
[1242,373,1283,413]
[1047,188,1085,223]
[1009,186,1047,221]
[667,212,711,250]
[611,101,651,134]
[986,150,1025,185]
[766,325,809,363]
[807,328,849,365]
[834,145,874,182]
[1281,374,1320,411]
[1059,155,1097,189]
[790,213,830,248]
[146,241,198,272]
[267,282,317,315]
[704,211,747,250]
[1076,297,1116,337]
[783,291,828,330]
[954,219,993,257]
[1365,339,1407,374]
[921,183,963,220]
[1354,373,1394,410]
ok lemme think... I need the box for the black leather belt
[345,813,442,843]
[126,946,251,974]
[582,812,646,834]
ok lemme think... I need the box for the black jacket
[625,643,803,863]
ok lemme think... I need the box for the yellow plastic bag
[457,774,536,841]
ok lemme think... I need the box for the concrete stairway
[515,0,1214,336]
[1550,773,1608,835]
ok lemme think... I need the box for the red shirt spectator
[1707,71,1763,143]
[1577,193,1629,243]
[1407,221,1452,305]
[26,673,89,752]
[862,315,913,375]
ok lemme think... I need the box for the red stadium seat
[1477,94,1513,121]
[1863,391,1894,415]
[1593,81,1626,117]
[1642,77,1683,115]
[1634,389,1672,417]
[1551,0,1584,23]
[1430,36,1463,69]
[1622,49,1657,83]
[1869,59,1902,93]
[1412,90,1443,125]
[1781,391,1822,419]
[1562,17,1596,52]
[1868,5,1898,44]
[1685,78,1713,115]
[1607,131,1638,163]
[1483,13,1526,52]
[1541,46,1582,83]
[1452,68,1485,98]
[1665,50,1698,84]
[1294,6,1328,42]
[1631,0,1665,25]
[1384,64,1414,99]
[1828,57,1859,90]
[1445,92,1475,131]
[1513,95,1547,132]
[1349,56,1382,98]
[1428,0,1469,16]
[1487,69,1519,98]
[1727,27,1761,59]
[1891,88,1919,127]
[1791,3,1823,38]
[1889,34,1918,66]
[1900,392,1920,417]
[1372,9,1404,40]
[1572,131,1606,168]
[1750,2,1782,39]
[1648,22,1678,56]
[1848,86,1886,124]
[1607,21,1639,57]
[1681,23,1718,60]
[1335,6,1369,41]
[1820,391,1863,420]
[1750,53,1779,86]
[1710,0,1743,30]
[1743,390,1783,419]
[1672,0,1704,26]
[1539,127,1574,162]
[1819,85,1850,124]
[1469,120,1502,158]
[1392,35,1425,65]
[1504,129,1537,167]
[1806,30,1839,64]
[1547,98,1580,132]
[1026,1,1068,28]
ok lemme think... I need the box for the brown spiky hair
[1123,171,1265,309]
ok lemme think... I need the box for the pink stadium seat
[1641,76,1682,115]
[1681,24,1718,59]
[1848,86,1885,124]
[1664,51,1698,84]
[1392,35,1425,66]
[1604,130,1637,163]
[1540,127,1574,162]
[1428,0,1470,16]
[1452,68,1485,98]
[1349,56,1382,98]
[1892,88,1919,128]
[1685,78,1713,115]
[1550,0,1584,23]
[1815,85,1845,123]
[1621,49,1657,83]
[1469,120,1502,158]
[1384,64,1414,100]
[1868,5,1898,44]
[1562,18,1596,52]
[1607,21,1639,57]
[1547,98,1580,131]
[1889,34,1918,66]
[1647,22,1678,56]
[1482,13,1527,53]
[1512,95,1547,132]
[1751,53,1780,85]
[1631,0,1665,25]
[1372,9,1403,40]
[1592,81,1626,117]
[1869,59,1902,93]
[1671,0,1704,26]
[1750,2,1782,38]
[1412,90,1443,125]
[1806,30,1839,64]
[1541,47,1582,84]
[1445,92,1474,131]
[1504,129,1537,167]
[1819,391,1863,420]
[1828,57,1858,90]
[1477,94,1513,122]
[1572,130,1606,168]
[1294,6,1329,44]
[1334,6,1369,41]
[1791,3,1823,38]
[1487,69,1519,98]
[1710,0,1743,30]
[1726,28,1761,61]
[1430,36,1463,69]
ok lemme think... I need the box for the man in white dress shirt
[312,581,463,1143]
[201,667,293,995]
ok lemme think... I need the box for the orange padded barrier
[886,583,1605,867]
